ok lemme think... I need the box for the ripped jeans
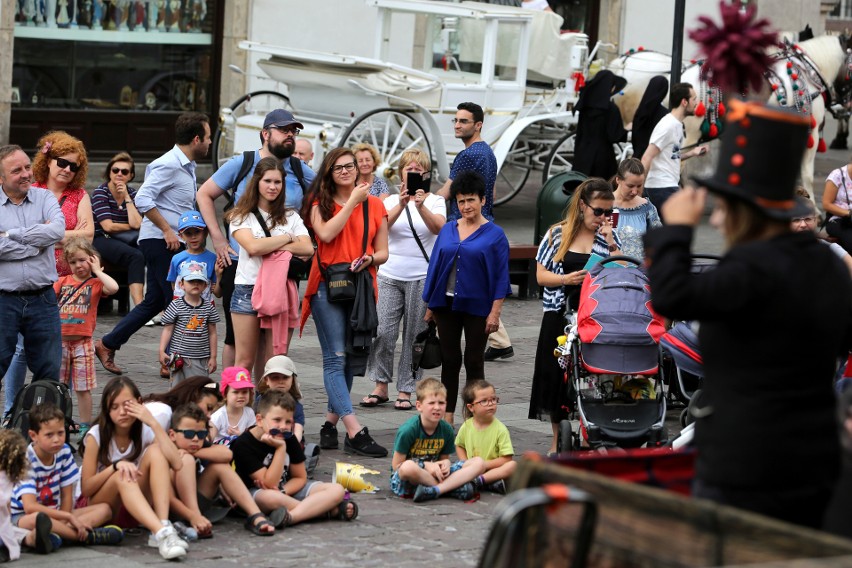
[310,283,355,418]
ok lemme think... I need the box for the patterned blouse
[33,182,86,277]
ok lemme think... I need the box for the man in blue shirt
[95,113,211,375]
[436,103,513,360]
[0,145,65,391]
[196,109,314,368]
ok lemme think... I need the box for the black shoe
[319,421,339,450]
[343,427,388,458]
[484,346,514,361]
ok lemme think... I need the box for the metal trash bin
[535,171,588,245]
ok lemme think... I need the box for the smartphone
[351,256,366,271]
[407,172,422,195]
[611,208,620,228]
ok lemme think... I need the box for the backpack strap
[289,155,308,192]
[225,151,256,211]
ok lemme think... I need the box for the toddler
[210,367,256,444]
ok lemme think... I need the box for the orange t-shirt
[300,196,387,330]
[53,275,105,338]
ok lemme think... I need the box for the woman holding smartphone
[361,149,446,410]
[300,148,390,457]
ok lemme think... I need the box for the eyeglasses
[332,162,357,173]
[274,126,301,137]
[177,429,209,440]
[583,201,614,217]
[792,216,816,224]
[268,428,293,439]
[472,397,500,407]
[55,158,80,173]
[111,167,130,175]
[452,118,473,125]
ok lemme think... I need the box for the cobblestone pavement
[3,142,845,566]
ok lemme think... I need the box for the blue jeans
[102,239,181,350]
[3,334,27,415]
[0,289,61,392]
[645,186,679,220]
[310,283,355,418]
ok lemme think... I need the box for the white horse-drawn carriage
[213,0,591,205]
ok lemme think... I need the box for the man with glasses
[196,109,315,369]
[0,145,65,391]
[436,103,513,361]
[95,112,212,375]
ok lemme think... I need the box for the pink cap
[220,367,254,395]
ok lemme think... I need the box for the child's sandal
[327,496,359,522]
[267,507,291,530]
[244,513,275,536]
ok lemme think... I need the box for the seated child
[391,378,486,503]
[231,391,358,527]
[455,380,516,495]
[167,403,278,537]
[209,367,256,444]
[0,430,56,558]
[11,406,124,547]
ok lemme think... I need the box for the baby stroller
[556,256,667,451]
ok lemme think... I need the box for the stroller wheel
[557,420,574,454]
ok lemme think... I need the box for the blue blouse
[422,221,512,317]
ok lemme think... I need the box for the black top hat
[693,100,810,220]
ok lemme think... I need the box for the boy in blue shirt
[167,210,219,303]
[390,378,485,502]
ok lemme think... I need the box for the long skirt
[528,309,573,423]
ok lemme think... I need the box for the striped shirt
[162,297,220,358]
[11,444,79,514]
[91,183,138,237]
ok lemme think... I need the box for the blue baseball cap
[178,264,209,284]
[263,109,304,130]
[178,210,206,232]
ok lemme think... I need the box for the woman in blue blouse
[528,178,621,455]
[423,171,511,425]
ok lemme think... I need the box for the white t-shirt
[85,424,156,468]
[145,401,173,432]
[210,405,256,443]
[229,209,309,285]
[522,0,550,9]
[380,194,446,281]
[645,113,684,188]
[827,167,852,211]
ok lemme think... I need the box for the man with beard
[640,82,709,215]
[197,109,315,368]
[95,112,212,375]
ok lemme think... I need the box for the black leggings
[826,219,852,255]
[432,298,489,414]
[220,261,238,346]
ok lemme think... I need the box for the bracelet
[367,254,374,265]
[112,460,120,472]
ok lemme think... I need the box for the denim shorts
[230,284,257,316]
[390,460,465,497]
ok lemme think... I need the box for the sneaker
[33,512,53,554]
[159,363,170,379]
[145,314,163,327]
[156,526,187,561]
[49,533,62,552]
[487,479,507,495]
[412,485,440,503]
[78,423,91,440]
[319,421,339,450]
[172,521,198,542]
[85,525,123,546]
[304,443,321,478]
[343,427,388,458]
[148,523,189,550]
[484,346,514,361]
[447,482,475,501]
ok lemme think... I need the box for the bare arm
[232,229,313,257]
[62,195,95,244]
[207,323,217,374]
[144,207,181,251]
[536,262,587,287]
[824,180,851,218]
[160,324,175,366]
[641,143,661,174]
[91,255,119,296]
[196,179,234,264]
[193,444,232,463]
[414,192,446,235]
[437,177,452,200]
[456,446,468,460]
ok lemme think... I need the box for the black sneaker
[343,427,388,457]
[484,346,514,361]
[320,422,339,450]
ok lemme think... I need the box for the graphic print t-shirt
[53,275,104,337]
[393,415,456,461]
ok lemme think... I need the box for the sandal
[359,393,389,407]
[394,398,413,411]
[267,507,291,530]
[244,512,275,536]
[326,496,359,522]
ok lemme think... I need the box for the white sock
[155,526,169,541]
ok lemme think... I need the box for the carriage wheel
[542,132,576,184]
[557,419,574,455]
[211,91,292,170]
[493,139,532,207]
[338,109,433,187]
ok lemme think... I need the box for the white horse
[608,35,848,196]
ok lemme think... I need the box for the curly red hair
[32,131,88,189]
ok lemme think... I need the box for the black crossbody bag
[315,200,369,303]
[251,209,312,282]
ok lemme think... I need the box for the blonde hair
[397,148,431,179]
[551,178,614,263]
[415,377,447,401]
[0,429,30,484]
[63,236,98,264]
[351,143,381,173]
[32,130,88,188]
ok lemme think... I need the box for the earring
[579,210,584,220]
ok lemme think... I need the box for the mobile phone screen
[407,172,423,195]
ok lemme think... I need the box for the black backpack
[7,380,75,445]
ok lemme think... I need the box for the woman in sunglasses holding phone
[91,152,145,307]
[528,178,620,456]
[31,131,95,276]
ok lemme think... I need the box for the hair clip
[41,141,52,155]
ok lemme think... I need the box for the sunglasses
[55,158,80,173]
[177,429,209,440]
[268,428,293,439]
[583,201,614,217]
[111,167,130,175]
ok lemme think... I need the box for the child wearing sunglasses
[167,403,279,538]
[230,391,359,529]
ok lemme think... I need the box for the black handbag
[110,229,140,245]
[412,321,442,370]
[317,200,369,303]
[251,209,312,282]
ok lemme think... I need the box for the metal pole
[671,0,686,92]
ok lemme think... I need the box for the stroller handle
[594,255,642,267]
